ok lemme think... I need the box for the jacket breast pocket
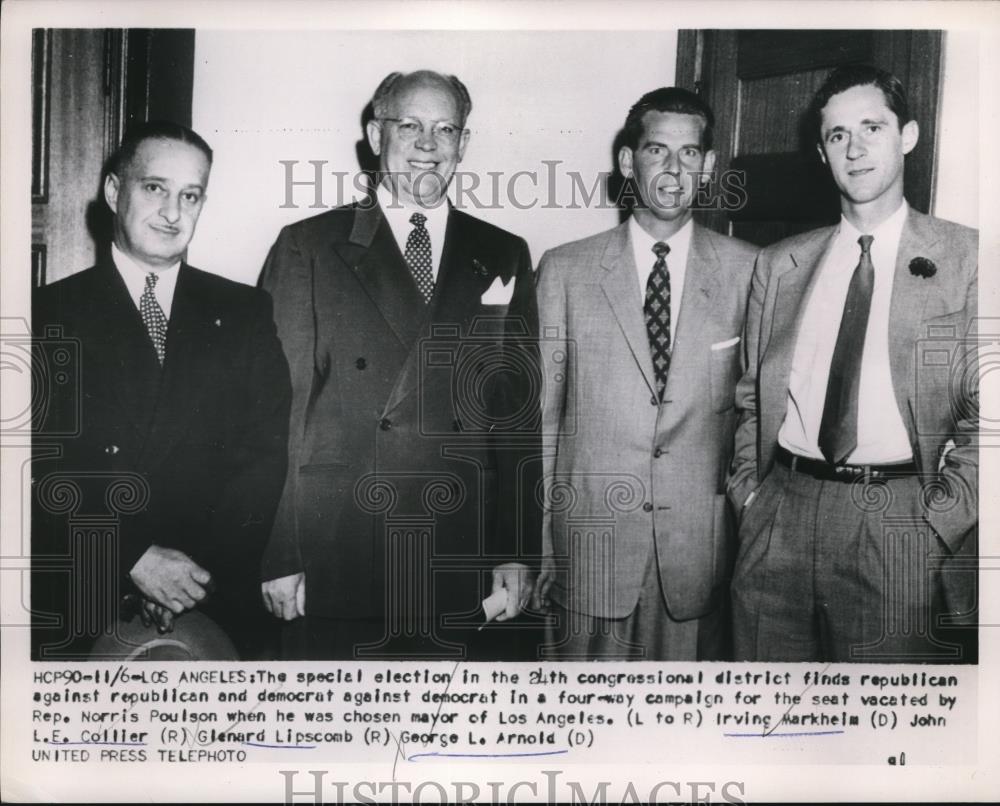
[709,340,741,412]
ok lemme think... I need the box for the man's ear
[365,119,383,156]
[901,119,919,156]
[618,145,634,179]
[104,173,120,213]
[702,149,717,179]
[816,142,828,166]
[456,128,471,163]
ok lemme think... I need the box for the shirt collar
[111,242,181,317]
[837,200,908,252]
[629,214,694,261]
[376,182,449,233]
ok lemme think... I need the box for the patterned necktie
[405,212,435,303]
[140,272,168,365]
[818,234,875,464]
[644,241,672,401]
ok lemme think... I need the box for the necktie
[405,212,435,303]
[818,234,875,464]
[644,241,672,401]
[140,272,168,365]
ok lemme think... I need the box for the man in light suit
[533,88,757,660]
[728,65,978,662]
[32,121,291,660]
[260,70,541,660]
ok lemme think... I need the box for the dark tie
[818,234,875,464]
[644,241,672,401]
[140,272,168,365]
[405,212,435,303]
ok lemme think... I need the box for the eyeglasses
[377,117,464,144]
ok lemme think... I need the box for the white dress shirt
[778,201,912,464]
[376,182,448,281]
[629,215,693,338]
[112,243,180,319]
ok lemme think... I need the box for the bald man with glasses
[259,70,542,660]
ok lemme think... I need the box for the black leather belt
[776,445,917,483]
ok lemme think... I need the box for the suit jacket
[31,260,291,658]
[727,208,979,618]
[536,220,757,621]
[259,200,541,623]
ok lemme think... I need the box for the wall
[933,30,978,228]
[189,30,677,284]
[187,28,980,279]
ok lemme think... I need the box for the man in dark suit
[260,70,541,660]
[533,88,756,660]
[728,65,978,662]
[32,121,291,660]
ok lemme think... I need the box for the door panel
[31,29,195,285]
[677,30,942,246]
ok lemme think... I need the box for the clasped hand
[129,545,212,633]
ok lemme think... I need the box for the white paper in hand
[479,587,509,630]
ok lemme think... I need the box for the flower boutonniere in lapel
[909,257,937,279]
[472,258,490,279]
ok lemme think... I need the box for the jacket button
[356,357,367,370]
[642,502,653,513]
[379,417,392,431]
[654,448,663,458]
[650,396,658,406]
[104,445,120,455]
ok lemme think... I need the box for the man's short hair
[622,87,715,151]
[371,70,473,127]
[109,120,213,178]
[808,64,911,143]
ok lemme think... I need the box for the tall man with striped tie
[534,88,757,659]
[260,70,541,659]
[728,65,979,662]
[32,121,291,659]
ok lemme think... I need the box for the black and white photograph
[2,1,998,802]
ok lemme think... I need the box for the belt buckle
[832,463,864,482]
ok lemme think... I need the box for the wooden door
[31,29,195,285]
[676,30,942,246]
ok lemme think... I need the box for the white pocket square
[480,275,514,305]
[711,336,741,351]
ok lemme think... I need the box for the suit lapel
[430,208,501,327]
[887,209,938,428]
[663,224,720,402]
[759,227,836,462]
[335,201,427,349]
[381,208,495,416]
[769,229,835,361]
[600,222,657,396]
[89,259,163,438]
[137,264,216,472]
